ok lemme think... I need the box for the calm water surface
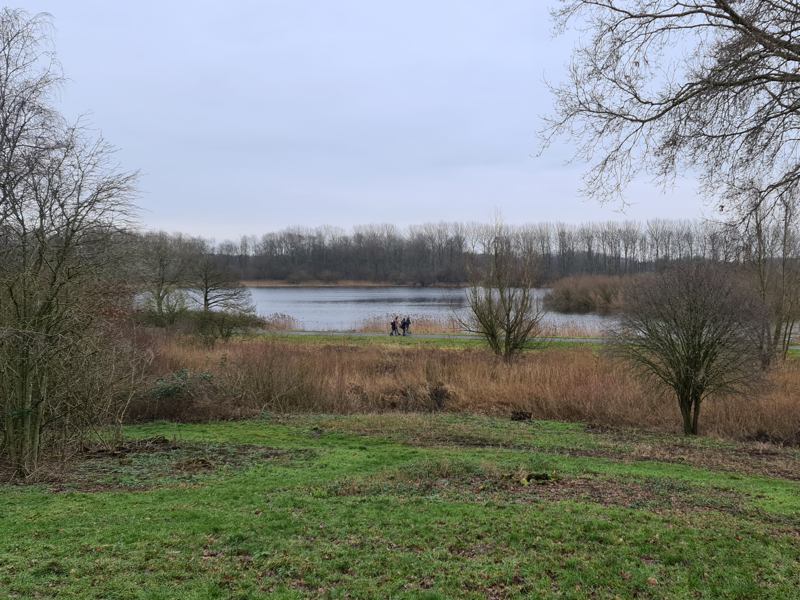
[246,286,614,332]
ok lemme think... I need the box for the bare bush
[462,227,545,362]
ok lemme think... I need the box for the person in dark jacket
[390,316,399,336]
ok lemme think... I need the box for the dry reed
[355,314,462,334]
[544,274,628,314]
[541,321,608,339]
[262,313,301,331]
[131,336,800,442]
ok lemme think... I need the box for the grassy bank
[1,414,798,598]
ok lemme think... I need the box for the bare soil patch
[2,436,315,492]
[331,464,751,517]
[580,425,800,481]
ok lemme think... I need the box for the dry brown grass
[541,321,608,339]
[132,336,800,442]
[354,314,462,334]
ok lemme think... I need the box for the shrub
[133,308,265,344]
[131,368,220,422]
[189,310,265,346]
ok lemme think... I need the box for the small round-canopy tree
[611,262,765,435]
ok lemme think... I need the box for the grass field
[2,414,799,599]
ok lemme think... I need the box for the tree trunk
[19,364,35,476]
[678,395,702,436]
[691,397,702,436]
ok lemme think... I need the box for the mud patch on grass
[41,437,316,492]
[329,458,750,516]
[580,425,800,481]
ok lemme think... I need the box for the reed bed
[262,312,301,331]
[543,274,628,314]
[130,335,800,443]
[354,314,463,334]
[541,321,609,339]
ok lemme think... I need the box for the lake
[246,286,615,333]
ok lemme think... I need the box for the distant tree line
[155,219,768,285]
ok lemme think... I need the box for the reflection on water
[246,286,615,333]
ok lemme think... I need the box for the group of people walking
[390,316,412,336]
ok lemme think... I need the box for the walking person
[390,316,399,336]
[400,317,408,336]
[403,316,411,336]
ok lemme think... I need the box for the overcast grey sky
[15,1,707,239]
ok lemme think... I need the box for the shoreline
[241,279,469,288]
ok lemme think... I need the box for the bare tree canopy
[190,239,253,313]
[611,262,766,435]
[546,1,800,212]
[136,232,199,324]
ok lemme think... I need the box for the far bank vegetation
[543,275,626,314]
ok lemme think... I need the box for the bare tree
[190,239,253,313]
[137,232,198,324]
[0,9,137,476]
[611,262,765,435]
[461,225,545,362]
[740,194,800,365]
[545,1,800,214]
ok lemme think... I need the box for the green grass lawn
[1,414,799,599]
